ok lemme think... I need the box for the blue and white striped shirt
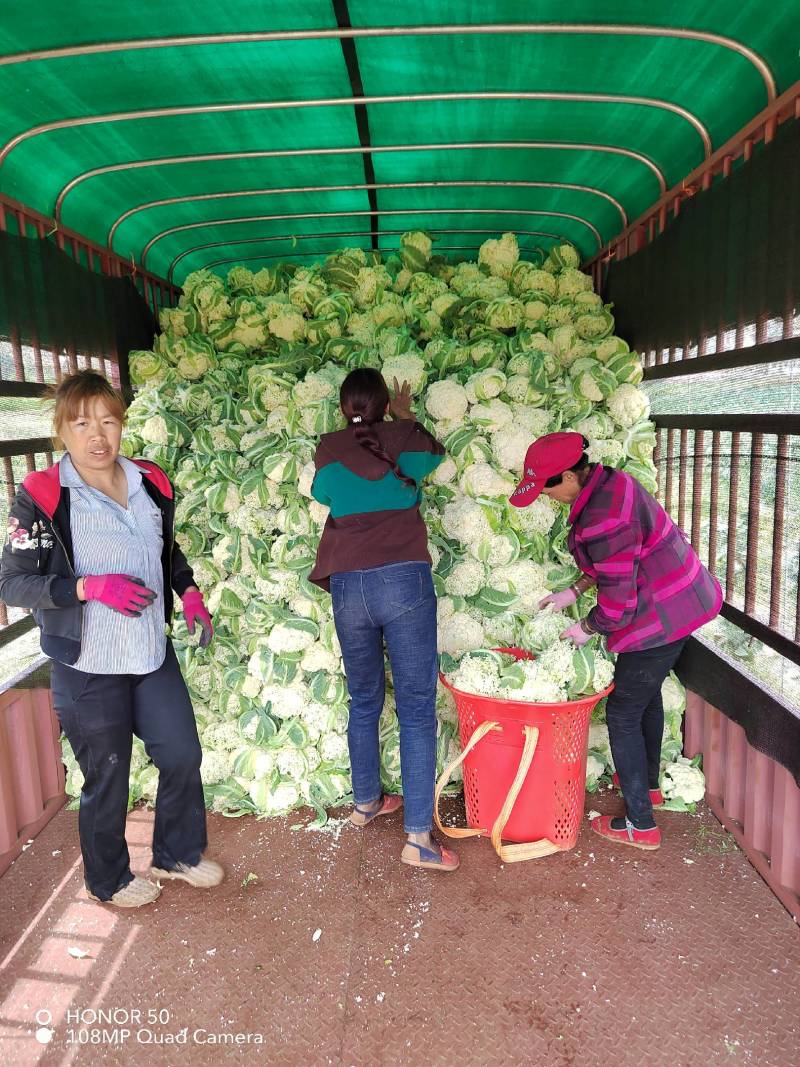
[61,454,167,675]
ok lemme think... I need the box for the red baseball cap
[509,432,587,508]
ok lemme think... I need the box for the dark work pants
[51,641,207,900]
[605,638,688,830]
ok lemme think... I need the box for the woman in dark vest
[309,369,458,871]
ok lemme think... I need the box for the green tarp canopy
[0,2,797,284]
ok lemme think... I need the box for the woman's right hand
[82,574,157,617]
[538,587,578,612]
[389,378,414,420]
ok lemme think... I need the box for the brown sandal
[401,840,460,872]
[349,794,403,827]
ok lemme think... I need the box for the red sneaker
[591,815,661,851]
[611,772,664,808]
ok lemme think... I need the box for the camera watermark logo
[34,1009,54,1044]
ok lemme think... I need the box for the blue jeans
[330,562,438,833]
[605,638,687,829]
[50,641,207,900]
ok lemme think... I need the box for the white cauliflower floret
[266,623,316,655]
[510,405,553,438]
[492,560,550,611]
[512,496,558,537]
[431,457,458,486]
[300,643,339,674]
[442,498,493,545]
[478,232,520,279]
[448,653,502,696]
[268,309,306,343]
[520,610,572,651]
[200,750,233,785]
[513,659,567,703]
[465,368,507,403]
[661,673,686,714]
[425,380,469,421]
[276,746,308,782]
[445,559,486,598]
[585,752,606,789]
[491,424,531,475]
[606,384,651,428]
[382,352,427,392]
[459,463,515,500]
[469,398,514,433]
[438,612,485,655]
[587,439,626,466]
[319,733,350,765]
[662,758,706,805]
[592,657,616,693]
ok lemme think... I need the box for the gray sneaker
[87,876,161,908]
[151,857,225,888]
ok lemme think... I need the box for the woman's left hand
[560,621,592,647]
[389,378,414,420]
[182,588,213,648]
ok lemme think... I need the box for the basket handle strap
[433,719,500,840]
[434,720,561,863]
[490,725,561,864]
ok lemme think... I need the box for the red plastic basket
[437,648,613,857]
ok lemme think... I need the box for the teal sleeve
[311,470,332,505]
[397,450,445,483]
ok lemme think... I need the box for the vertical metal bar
[708,431,721,575]
[726,433,741,601]
[769,435,789,629]
[677,429,689,531]
[664,429,675,515]
[9,326,25,381]
[691,430,705,552]
[3,457,15,508]
[744,433,763,616]
[653,428,662,498]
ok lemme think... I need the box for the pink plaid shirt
[567,465,723,653]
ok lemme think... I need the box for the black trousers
[605,638,688,829]
[51,641,207,900]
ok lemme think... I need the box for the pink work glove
[83,574,157,617]
[560,621,593,647]
[182,589,213,648]
[538,587,578,612]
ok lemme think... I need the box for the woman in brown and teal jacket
[309,369,458,872]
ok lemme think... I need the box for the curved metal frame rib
[165,229,564,284]
[0,91,712,170]
[108,180,628,247]
[0,23,776,101]
[142,205,601,268]
[200,242,558,272]
[55,142,666,222]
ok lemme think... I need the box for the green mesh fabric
[0,2,797,284]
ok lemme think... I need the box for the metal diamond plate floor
[0,793,797,1066]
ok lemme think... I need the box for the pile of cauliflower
[61,231,705,819]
